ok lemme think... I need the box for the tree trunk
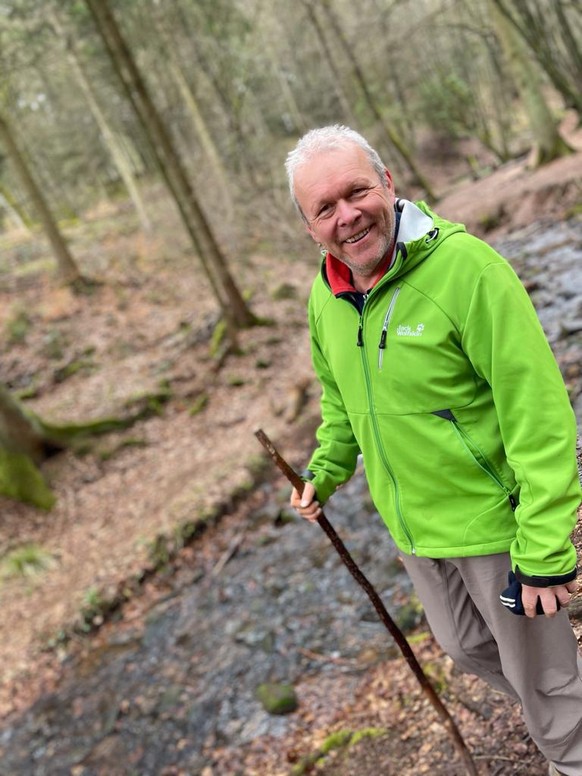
[0,187,30,232]
[298,0,360,126]
[489,0,573,167]
[0,384,58,509]
[83,0,257,332]
[0,113,83,285]
[167,61,232,204]
[489,0,582,119]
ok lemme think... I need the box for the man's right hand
[290,481,322,523]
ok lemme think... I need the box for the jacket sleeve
[305,301,361,504]
[461,257,580,584]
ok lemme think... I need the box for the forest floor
[0,117,582,775]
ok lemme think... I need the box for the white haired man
[287,125,582,775]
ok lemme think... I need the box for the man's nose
[336,199,360,225]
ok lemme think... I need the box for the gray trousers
[401,552,582,775]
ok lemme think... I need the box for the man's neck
[351,248,394,293]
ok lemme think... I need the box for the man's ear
[384,168,394,194]
[304,222,317,242]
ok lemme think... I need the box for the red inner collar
[325,254,358,294]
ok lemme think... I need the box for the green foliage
[0,543,56,579]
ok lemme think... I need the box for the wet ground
[0,469,414,776]
[0,217,581,776]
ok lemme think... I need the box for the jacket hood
[385,199,467,280]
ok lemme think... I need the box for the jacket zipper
[378,287,401,369]
[449,418,517,510]
[358,304,415,553]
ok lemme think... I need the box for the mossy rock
[255,682,298,715]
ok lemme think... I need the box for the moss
[54,350,97,383]
[255,682,298,715]
[350,727,386,745]
[395,592,425,633]
[423,659,449,694]
[0,448,56,510]
[97,436,148,461]
[290,726,389,775]
[320,729,353,753]
[210,319,227,357]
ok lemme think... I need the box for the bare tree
[49,9,152,233]
[83,0,257,333]
[315,0,435,199]
[0,111,84,286]
[488,0,573,167]
[489,0,582,118]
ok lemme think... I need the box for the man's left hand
[521,580,578,618]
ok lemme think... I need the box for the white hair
[285,125,387,219]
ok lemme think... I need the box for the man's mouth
[344,227,371,244]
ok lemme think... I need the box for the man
[286,125,582,775]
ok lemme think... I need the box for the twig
[211,531,246,577]
[297,646,364,667]
[255,428,478,776]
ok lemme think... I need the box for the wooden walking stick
[255,429,478,776]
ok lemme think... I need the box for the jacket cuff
[514,564,577,588]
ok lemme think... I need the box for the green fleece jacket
[306,200,580,585]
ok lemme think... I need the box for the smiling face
[294,143,396,291]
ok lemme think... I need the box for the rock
[255,682,298,715]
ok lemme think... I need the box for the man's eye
[317,204,333,218]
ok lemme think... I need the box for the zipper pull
[509,494,517,511]
[377,287,401,369]
[357,321,363,347]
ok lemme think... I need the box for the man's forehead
[295,145,376,189]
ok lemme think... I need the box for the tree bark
[298,0,360,126]
[0,384,58,510]
[0,113,83,285]
[489,0,582,119]
[83,0,257,331]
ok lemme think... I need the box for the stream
[0,217,581,776]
